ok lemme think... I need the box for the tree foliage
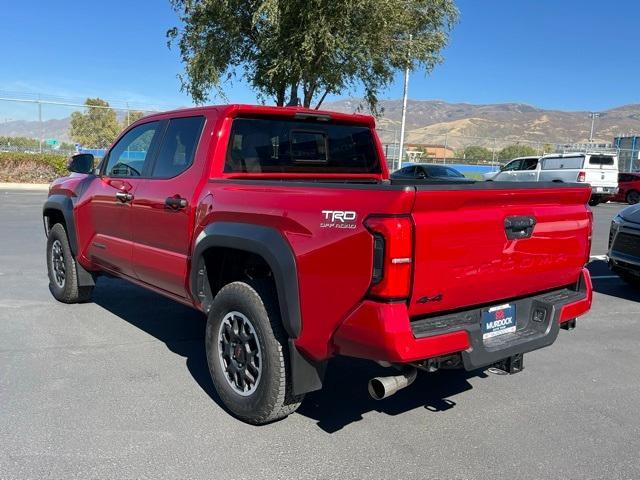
[168,0,458,113]
[69,98,121,149]
[123,110,146,128]
[460,146,492,161]
[498,144,538,161]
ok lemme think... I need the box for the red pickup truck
[44,105,593,424]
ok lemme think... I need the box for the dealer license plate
[481,304,516,340]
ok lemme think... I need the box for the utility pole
[38,96,42,154]
[397,34,412,172]
[589,112,600,143]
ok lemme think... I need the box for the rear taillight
[364,216,413,300]
[577,171,586,182]
[586,209,593,265]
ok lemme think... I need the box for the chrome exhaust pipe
[368,367,418,400]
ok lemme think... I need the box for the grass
[464,172,484,180]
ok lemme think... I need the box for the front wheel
[46,223,93,303]
[626,190,640,205]
[205,280,303,424]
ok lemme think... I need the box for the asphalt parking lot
[1,190,639,479]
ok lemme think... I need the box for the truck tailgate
[408,184,592,317]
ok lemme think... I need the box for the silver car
[609,204,640,286]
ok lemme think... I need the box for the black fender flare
[190,222,302,339]
[43,195,79,255]
[190,222,325,395]
[42,194,95,287]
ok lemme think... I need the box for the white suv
[484,153,619,206]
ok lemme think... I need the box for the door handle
[504,216,536,240]
[165,196,188,210]
[115,192,134,203]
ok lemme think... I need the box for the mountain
[0,118,71,143]
[324,99,640,149]
[1,100,639,150]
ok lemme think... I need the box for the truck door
[76,120,163,278]
[494,158,522,181]
[518,157,539,182]
[130,115,207,297]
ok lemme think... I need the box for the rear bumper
[333,268,592,369]
[591,186,618,195]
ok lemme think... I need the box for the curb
[0,183,50,191]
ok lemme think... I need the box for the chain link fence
[379,130,639,173]
[0,93,162,157]
[1,93,638,173]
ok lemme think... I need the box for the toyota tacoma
[44,105,593,424]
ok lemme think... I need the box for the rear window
[225,117,380,174]
[425,165,464,177]
[541,156,584,170]
[588,155,615,166]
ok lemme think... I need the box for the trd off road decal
[320,210,357,229]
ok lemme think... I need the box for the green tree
[69,98,122,149]
[461,146,492,161]
[122,110,146,128]
[498,144,538,161]
[167,0,458,114]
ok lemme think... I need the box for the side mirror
[67,154,95,174]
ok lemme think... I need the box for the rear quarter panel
[196,181,415,360]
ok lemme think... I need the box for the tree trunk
[314,89,329,110]
[303,81,316,108]
[275,84,286,106]
[288,81,299,106]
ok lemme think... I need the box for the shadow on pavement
[91,275,482,432]
[588,260,640,302]
[298,358,483,433]
[91,276,228,414]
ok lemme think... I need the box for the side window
[521,158,538,170]
[104,121,160,177]
[541,156,584,170]
[152,116,205,178]
[503,160,522,171]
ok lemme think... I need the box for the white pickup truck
[483,152,619,205]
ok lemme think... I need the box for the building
[406,143,455,160]
[614,136,640,172]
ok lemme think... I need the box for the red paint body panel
[332,301,470,362]
[47,104,594,368]
[560,268,593,322]
[610,173,640,203]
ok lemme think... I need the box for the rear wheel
[588,196,601,206]
[46,223,93,303]
[205,280,303,424]
[626,190,640,205]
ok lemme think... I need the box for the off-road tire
[205,280,303,424]
[46,223,93,303]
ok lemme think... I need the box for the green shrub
[0,152,68,183]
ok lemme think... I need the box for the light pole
[589,112,600,143]
[397,34,412,172]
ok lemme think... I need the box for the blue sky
[0,0,638,117]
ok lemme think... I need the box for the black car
[391,164,474,182]
[609,203,640,286]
